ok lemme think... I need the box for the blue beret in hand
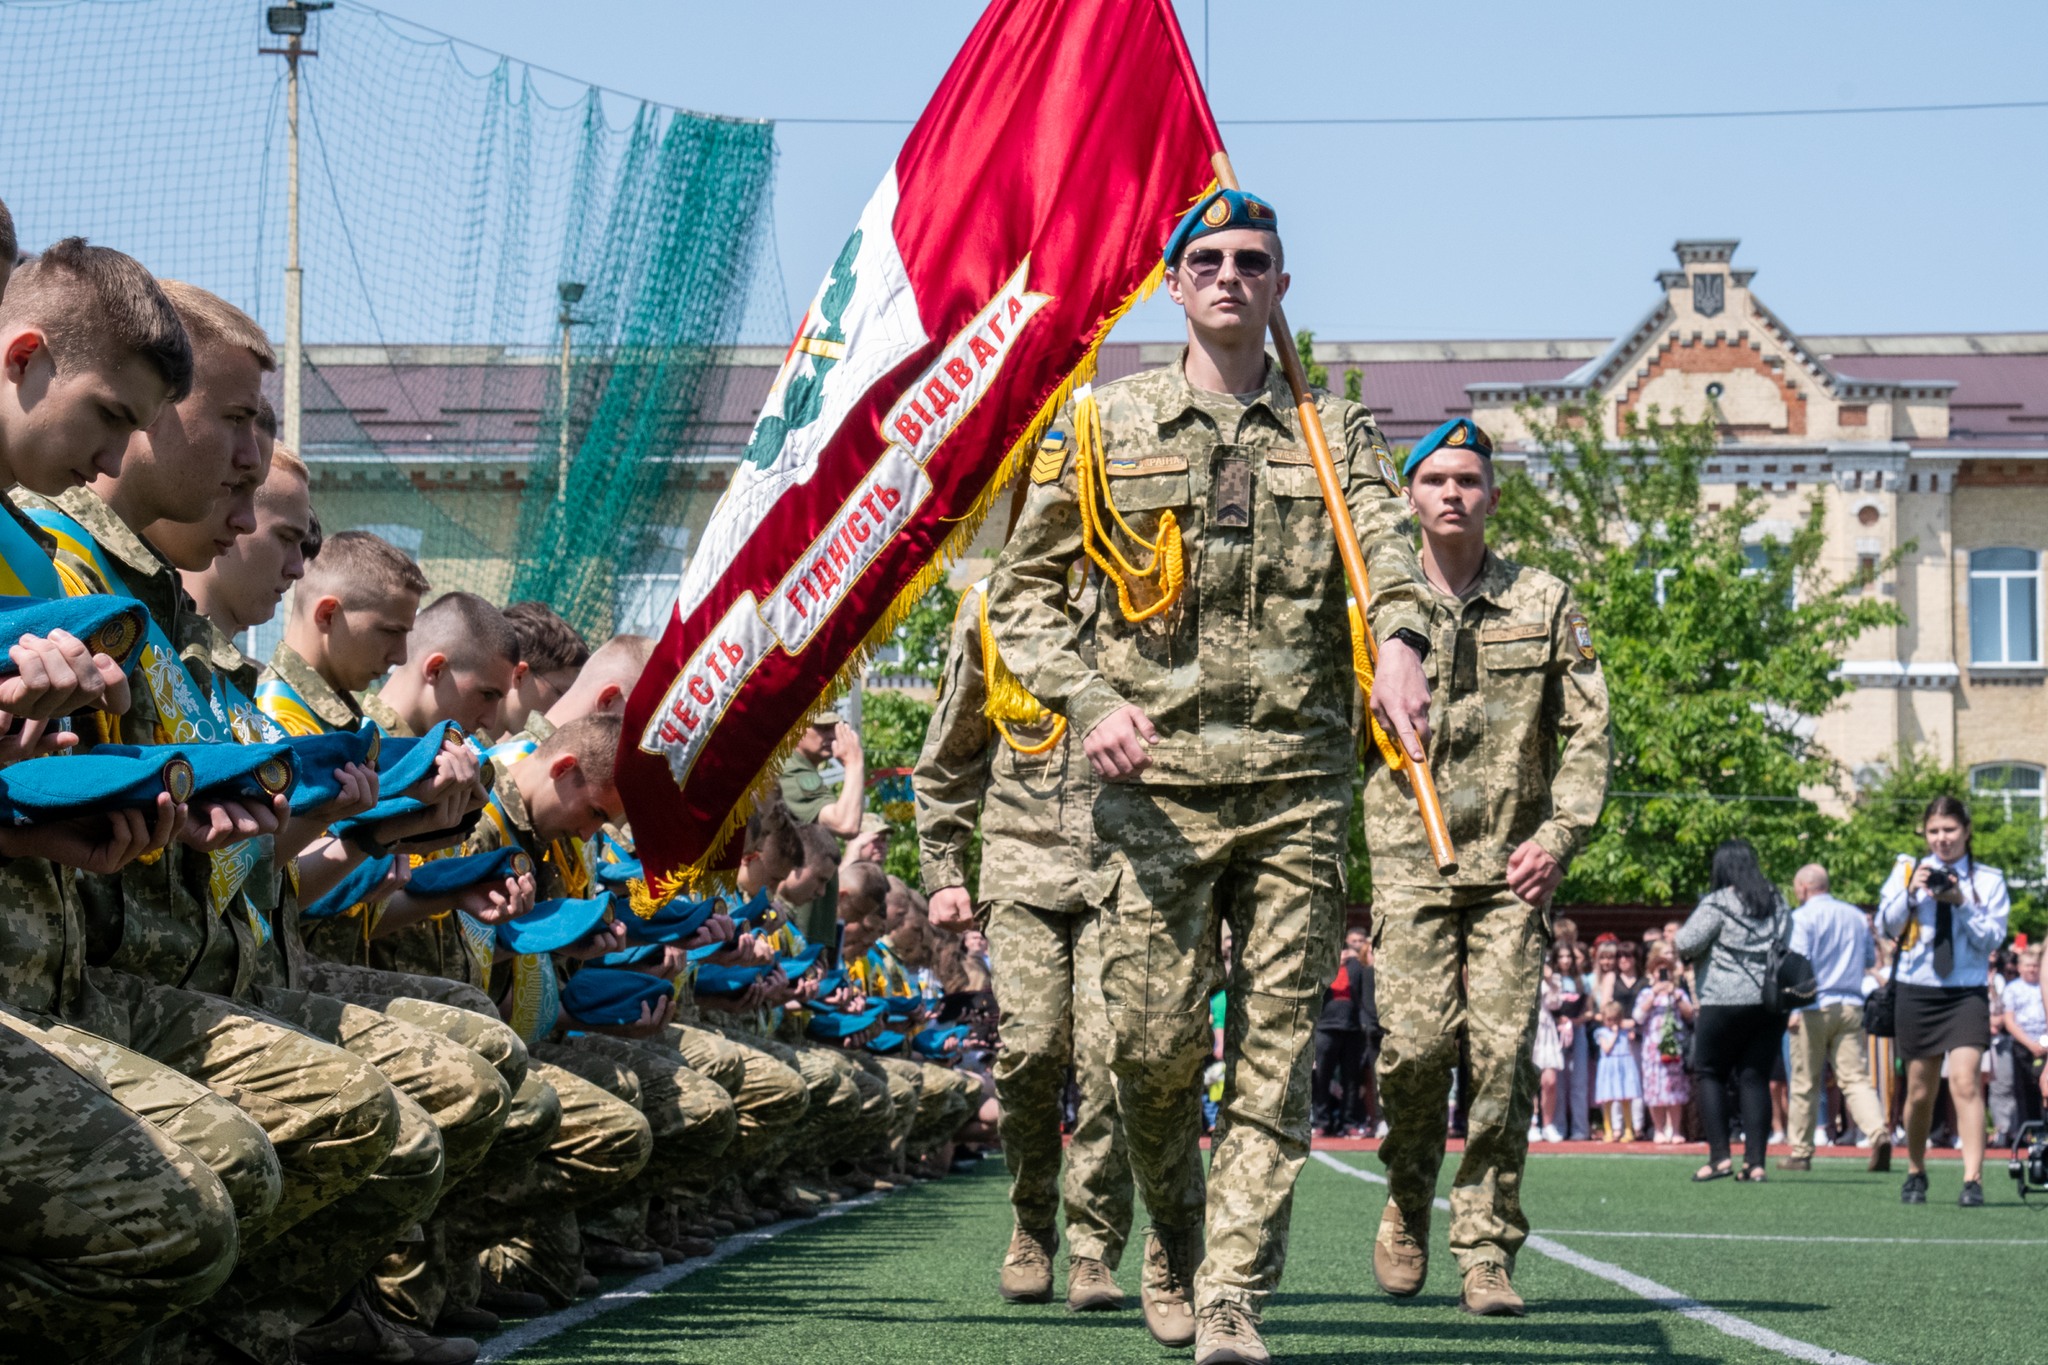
[594,856,643,890]
[1162,187,1279,265]
[778,943,826,981]
[912,1025,969,1060]
[279,727,382,815]
[809,968,849,1000]
[0,596,148,675]
[867,1030,908,1055]
[301,854,395,920]
[95,742,297,805]
[597,943,668,969]
[404,846,533,899]
[804,1001,887,1043]
[494,894,612,956]
[692,963,771,998]
[0,749,192,826]
[560,967,675,1028]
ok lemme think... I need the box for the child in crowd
[1594,998,1642,1142]
[1634,943,1695,1143]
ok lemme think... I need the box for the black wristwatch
[1388,628,1432,662]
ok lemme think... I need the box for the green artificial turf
[500,1152,2048,1364]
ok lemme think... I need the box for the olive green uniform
[987,356,1429,1313]
[915,580,1131,1264]
[1369,551,1609,1274]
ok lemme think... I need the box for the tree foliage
[857,686,934,885]
[1488,399,1903,904]
[881,581,960,684]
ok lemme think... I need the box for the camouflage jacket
[914,581,1096,915]
[1363,551,1610,888]
[358,689,409,740]
[986,354,1428,785]
[24,487,252,997]
[779,750,834,824]
[256,640,364,735]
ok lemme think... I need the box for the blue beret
[1163,188,1279,265]
[622,892,719,946]
[96,742,297,805]
[0,749,191,826]
[495,894,611,956]
[1402,418,1496,478]
[778,943,827,981]
[725,887,773,927]
[280,728,382,815]
[330,721,473,842]
[810,967,848,999]
[301,853,394,920]
[0,596,148,675]
[693,962,771,998]
[912,1025,969,1060]
[594,856,643,891]
[596,943,668,970]
[805,1001,886,1042]
[867,1029,909,1055]
[404,846,532,899]
[882,995,920,1023]
[561,967,674,1028]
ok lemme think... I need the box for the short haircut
[744,791,803,869]
[411,591,517,675]
[156,280,276,372]
[504,600,590,673]
[796,819,839,872]
[302,509,324,563]
[267,445,308,483]
[255,395,278,439]
[0,197,15,265]
[536,711,622,795]
[0,238,193,401]
[840,859,887,911]
[297,529,428,609]
[585,633,653,687]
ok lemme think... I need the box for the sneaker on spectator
[1541,1125,1563,1144]
[1768,1129,1785,1145]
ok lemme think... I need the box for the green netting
[0,0,779,637]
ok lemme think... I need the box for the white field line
[478,1190,887,1362]
[1539,1229,2048,1246]
[1311,1151,1879,1365]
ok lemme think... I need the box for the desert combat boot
[1460,1261,1526,1317]
[999,1224,1056,1303]
[1065,1256,1123,1312]
[1372,1201,1429,1297]
[1195,1301,1272,1365]
[1140,1224,1200,1347]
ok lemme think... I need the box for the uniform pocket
[1104,472,1191,510]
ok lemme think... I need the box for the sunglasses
[1180,247,1276,279]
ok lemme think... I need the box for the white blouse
[1875,856,2010,990]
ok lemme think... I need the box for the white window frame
[1970,762,2047,822]
[613,527,691,637]
[1968,548,2043,666]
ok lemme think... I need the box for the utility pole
[262,3,332,454]
[556,281,586,503]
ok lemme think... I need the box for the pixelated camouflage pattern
[257,639,366,733]
[985,355,1428,784]
[1090,774,1351,1311]
[1372,883,1547,1271]
[1363,551,1610,889]
[986,898,1133,1263]
[0,1007,240,1363]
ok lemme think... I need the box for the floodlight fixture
[266,2,333,38]
[558,282,587,307]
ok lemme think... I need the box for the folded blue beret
[0,749,191,826]
[594,856,643,890]
[685,941,729,965]
[494,894,611,956]
[779,943,826,981]
[1163,187,1279,265]
[809,968,848,999]
[726,887,773,927]
[805,1001,886,1042]
[693,962,771,998]
[882,995,920,1023]
[620,892,718,946]
[301,853,395,920]
[912,1025,969,1060]
[867,1029,908,1055]
[1402,417,1496,478]
[404,846,533,900]
[96,742,297,805]
[597,943,668,970]
[280,727,382,815]
[330,722,476,841]
[561,967,674,1028]
[0,596,148,675]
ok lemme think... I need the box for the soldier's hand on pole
[929,885,975,930]
[1369,637,1433,764]
[1084,703,1156,781]
[1506,840,1564,908]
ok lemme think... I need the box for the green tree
[1295,328,1328,390]
[1343,367,1363,403]
[1829,750,2045,939]
[881,581,960,684]
[1488,399,1903,904]
[858,686,937,886]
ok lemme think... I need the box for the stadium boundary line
[475,1189,889,1362]
[1537,1229,2048,1246]
[1310,1152,1877,1365]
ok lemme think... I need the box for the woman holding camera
[1676,839,1792,1182]
[1878,795,2010,1208]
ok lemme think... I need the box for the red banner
[619,0,1222,885]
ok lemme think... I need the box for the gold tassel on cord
[1072,384,1185,623]
[1349,600,1407,772]
[978,587,1066,756]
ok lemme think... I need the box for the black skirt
[1895,983,1991,1058]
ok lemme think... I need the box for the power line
[779,97,2048,128]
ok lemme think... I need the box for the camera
[2009,1121,2048,1202]
[1924,866,1958,896]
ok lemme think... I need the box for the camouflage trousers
[734,1030,860,1188]
[71,967,431,1364]
[849,1050,919,1165]
[907,1059,978,1155]
[560,1032,737,1248]
[467,1053,651,1308]
[696,1018,814,1169]
[1373,883,1545,1272]
[0,1007,242,1364]
[986,900,1133,1265]
[1092,775,1350,1312]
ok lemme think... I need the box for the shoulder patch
[1030,431,1068,485]
[1374,445,1403,491]
[1565,609,1596,660]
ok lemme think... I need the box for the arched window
[1970,763,2046,821]
[1968,548,2041,665]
